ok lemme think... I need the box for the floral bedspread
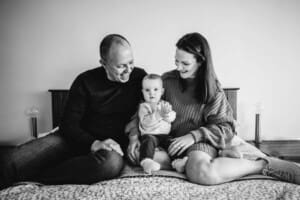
[1,165,300,200]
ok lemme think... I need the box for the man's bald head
[99,34,130,62]
[99,34,134,83]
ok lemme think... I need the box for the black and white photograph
[1,0,300,199]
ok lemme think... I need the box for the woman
[127,32,300,185]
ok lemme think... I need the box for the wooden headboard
[49,88,239,128]
[48,89,300,163]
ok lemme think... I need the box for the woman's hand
[168,134,195,157]
[91,139,124,156]
[127,134,141,165]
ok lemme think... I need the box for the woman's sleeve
[191,90,236,149]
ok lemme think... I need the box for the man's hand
[91,139,124,156]
[127,134,140,165]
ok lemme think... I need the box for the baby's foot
[219,146,243,159]
[140,158,161,174]
[171,156,188,173]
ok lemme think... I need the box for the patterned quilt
[1,165,300,200]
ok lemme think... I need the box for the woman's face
[175,49,200,79]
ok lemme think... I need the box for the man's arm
[60,74,95,152]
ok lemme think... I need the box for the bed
[1,88,300,200]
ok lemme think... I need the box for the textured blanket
[1,165,300,200]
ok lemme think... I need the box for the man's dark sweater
[60,66,146,152]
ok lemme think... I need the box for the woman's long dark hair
[176,32,220,104]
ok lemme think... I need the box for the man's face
[103,43,134,83]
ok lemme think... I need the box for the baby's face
[142,79,164,104]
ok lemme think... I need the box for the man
[0,34,146,188]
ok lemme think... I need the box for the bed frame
[48,88,300,163]
[49,88,240,128]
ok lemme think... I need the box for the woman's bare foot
[262,157,300,184]
[219,146,243,159]
[171,156,188,173]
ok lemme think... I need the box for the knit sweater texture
[138,100,176,135]
[162,70,236,149]
[60,66,146,151]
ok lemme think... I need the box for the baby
[138,74,176,174]
[138,74,245,174]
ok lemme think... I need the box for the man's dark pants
[0,131,124,189]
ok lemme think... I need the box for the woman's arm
[191,90,236,149]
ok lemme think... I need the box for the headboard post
[223,88,239,120]
[49,88,239,128]
[48,89,69,128]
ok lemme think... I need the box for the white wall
[1,0,300,145]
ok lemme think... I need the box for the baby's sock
[140,158,161,174]
[171,156,188,173]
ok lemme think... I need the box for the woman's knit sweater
[162,70,236,149]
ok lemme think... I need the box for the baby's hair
[143,73,162,82]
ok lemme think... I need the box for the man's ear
[161,87,165,95]
[100,59,105,66]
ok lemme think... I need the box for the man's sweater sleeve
[191,90,236,149]
[125,112,139,137]
[60,75,95,151]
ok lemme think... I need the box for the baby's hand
[160,102,172,117]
